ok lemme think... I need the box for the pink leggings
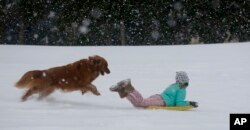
[126,89,165,108]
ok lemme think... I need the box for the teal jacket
[160,83,190,106]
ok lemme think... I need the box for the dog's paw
[94,91,101,96]
[81,90,87,95]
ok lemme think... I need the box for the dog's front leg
[81,90,87,95]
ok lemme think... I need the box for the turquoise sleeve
[175,89,189,106]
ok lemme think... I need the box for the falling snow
[34,34,38,39]
[48,11,56,18]
[1,1,249,45]
[61,78,65,82]
[91,8,102,19]
[42,72,47,77]
[79,26,89,34]
[151,31,160,40]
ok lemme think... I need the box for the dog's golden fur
[15,55,110,101]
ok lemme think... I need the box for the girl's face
[179,82,189,88]
[184,82,189,87]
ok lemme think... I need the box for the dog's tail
[15,70,43,88]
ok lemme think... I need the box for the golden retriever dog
[15,55,110,101]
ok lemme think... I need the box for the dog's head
[88,55,110,75]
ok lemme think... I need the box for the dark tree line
[0,0,249,46]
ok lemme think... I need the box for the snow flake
[42,72,47,77]
[74,76,78,80]
[61,78,66,82]
[173,2,183,11]
[151,31,160,40]
[79,19,91,34]
[51,26,58,32]
[34,34,38,39]
[211,0,220,9]
[79,26,89,34]
[7,36,12,41]
[33,12,38,17]
[71,22,78,28]
[82,19,91,26]
[167,19,177,27]
[48,11,56,18]
[91,8,102,19]
[6,3,13,9]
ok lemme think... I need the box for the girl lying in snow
[110,71,198,108]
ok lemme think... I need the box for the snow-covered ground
[0,43,250,130]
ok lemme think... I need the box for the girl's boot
[110,79,134,98]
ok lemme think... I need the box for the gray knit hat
[175,71,189,84]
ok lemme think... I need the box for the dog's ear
[89,56,94,65]
[89,56,102,66]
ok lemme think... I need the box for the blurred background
[0,0,249,46]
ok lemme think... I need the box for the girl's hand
[189,101,198,108]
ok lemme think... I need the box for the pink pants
[126,90,165,108]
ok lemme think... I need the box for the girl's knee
[131,100,144,107]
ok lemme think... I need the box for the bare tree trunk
[18,22,25,45]
[120,21,126,45]
[105,23,112,45]
[0,18,3,44]
[72,23,77,45]
[0,26,3,44]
